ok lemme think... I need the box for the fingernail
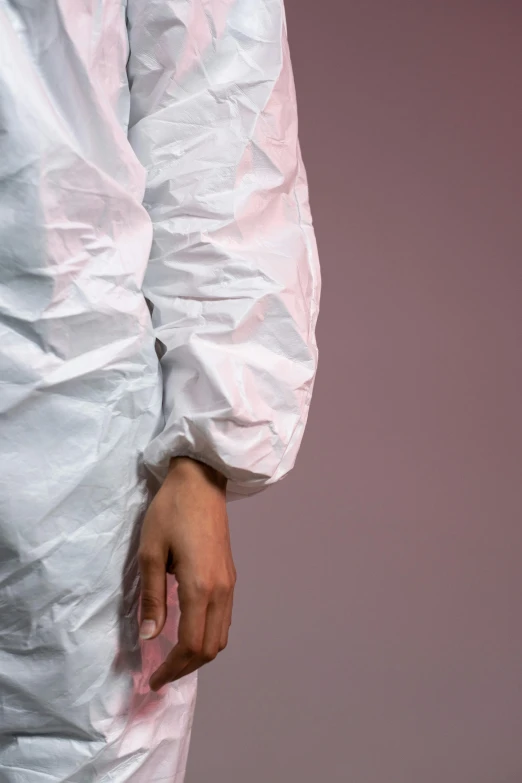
[140,620,157,639]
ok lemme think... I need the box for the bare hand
[137,456,236,691]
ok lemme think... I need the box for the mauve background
[187,3,522,782]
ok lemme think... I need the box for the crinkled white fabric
[0,0,321,781]
[128,0,321,499]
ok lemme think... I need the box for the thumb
[138,548,167,640]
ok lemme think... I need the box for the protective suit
[0,0,321,780]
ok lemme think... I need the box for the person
[0,0,321,780]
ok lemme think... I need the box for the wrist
[168,456,228,491]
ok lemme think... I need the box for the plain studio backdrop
[186,3,522,782]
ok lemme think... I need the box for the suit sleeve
[126,0,321,502]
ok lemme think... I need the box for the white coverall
[0,0,321,780]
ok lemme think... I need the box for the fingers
[220,589,234,651]
[138,545,167,640]
[148,575,235,691]
[148,578,208,691]
[174,590,234,682]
